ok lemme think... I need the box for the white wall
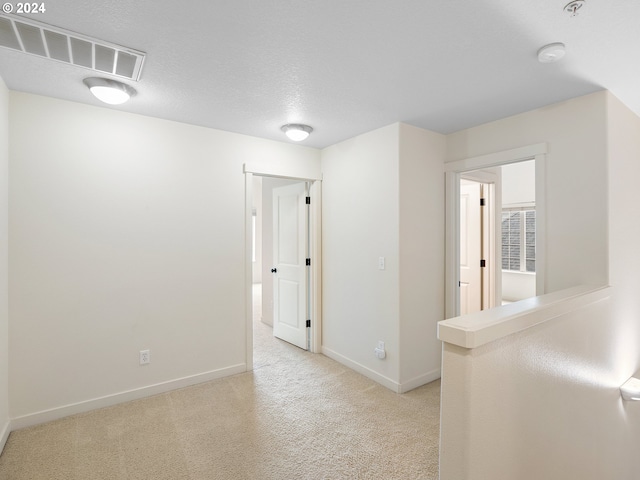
[8,92,320,424]
[604,91,640,474]
[501,271,535,302]
[501,160,535,206]
[321,124,402,389]
[321,122,446,392]
[440,294,625,479]
[447,92,609,292]
[0,77,9,451]
[439,92,640,480]
[398,124,445,388]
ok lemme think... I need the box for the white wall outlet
[374,341,386,359]
[139,349,150,365]
[378,256,385,270]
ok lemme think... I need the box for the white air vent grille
[0,14,145,80]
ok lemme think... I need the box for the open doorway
[445,144,546,319]
[253,177,310,350]
[244,169,322,370]
[459,161,536,313]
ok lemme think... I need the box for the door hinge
[306,196,311,205]
[480,259,486,268]
[306,258,311,266]
[306,319,311,328]
[480,198,486,206]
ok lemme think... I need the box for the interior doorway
[255,178,310,350]
[444,144,547,319]
[460,162,538,313]
[244,170,322,370]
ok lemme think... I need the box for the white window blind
[502,208,535,272]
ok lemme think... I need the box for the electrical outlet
[139,349,150,365]
[377,341,385,350]
[374,341,386,359]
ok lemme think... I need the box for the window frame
[501,206,535,273]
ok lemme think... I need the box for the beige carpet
[0,286,441,479]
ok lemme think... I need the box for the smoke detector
[537,43,566,64]
[564,0,585,17]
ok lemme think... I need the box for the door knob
[271,268,277,273]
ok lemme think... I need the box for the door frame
[244,164,322,370]
[444,143,547,319]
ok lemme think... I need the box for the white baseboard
[321,346,401,392]
[0,418,10,455]
[321,347,441,394]
[11,363,246,431]
[398,369,441,393]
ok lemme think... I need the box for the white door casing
[272,182,308,350]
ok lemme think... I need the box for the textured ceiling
[1,1,638,148]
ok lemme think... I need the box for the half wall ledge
[437,284,612,349]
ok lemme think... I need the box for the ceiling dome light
[83,77,137,105]
[537,43,566,63]
[281,124,313,142]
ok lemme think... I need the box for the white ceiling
[1,1,638,148]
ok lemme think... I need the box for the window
[502,208,535,272]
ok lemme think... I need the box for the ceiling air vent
[0,14,145,80]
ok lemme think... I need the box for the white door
[272,182,308,349]
[460,180,482,315]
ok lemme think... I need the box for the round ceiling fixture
[281,124,313,142]
[537,43,566,63]
[83,77,137,105]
